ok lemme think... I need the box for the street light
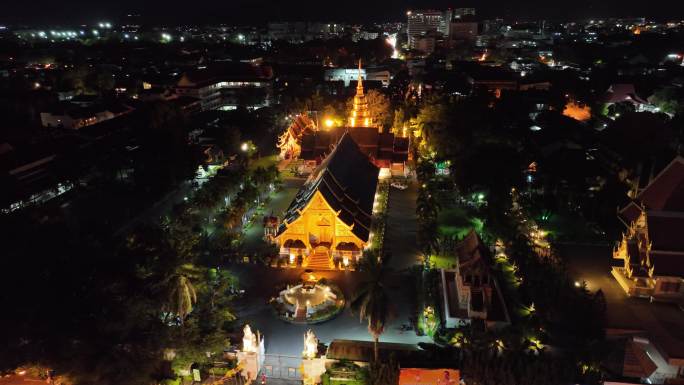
[324,118,334,128]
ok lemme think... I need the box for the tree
[391,107,406,135]
[0,217,171,385]
[648,87,684,116]
[164,273,198,324]
[367,356,399,385]
[351,252,391,362]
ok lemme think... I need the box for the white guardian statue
[303,329,318,359]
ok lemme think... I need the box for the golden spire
[349,59,372,128]
[356,59,364,95]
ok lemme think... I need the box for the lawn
[431,254,458,269]
[542,212,606,243]
[436,206,481,239]
[248,155,280,170]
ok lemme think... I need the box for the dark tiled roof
[300,127,409,164]
[647,212,684,252]
[618,201,643,225]
[326,339,420,363]
[278,133,379,241]
[651,251,684,277]
[622,340,658,378]
[638,156,684,211]
[602,84,648,105]
[283,239,306,248]
[177,62,273,88]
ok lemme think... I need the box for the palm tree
[160,263,200,324]
[162,267,199,324]
[351,252,391,362]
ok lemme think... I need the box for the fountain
[271,271,345,324]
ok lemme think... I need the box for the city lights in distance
[385,34,399,59]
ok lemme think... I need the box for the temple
[276,114,316,159]
[297,60,410,176]
[441,230,511,330]
[275,133,379,269]
[612,156,684,301]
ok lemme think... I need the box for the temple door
[316,216,332,244]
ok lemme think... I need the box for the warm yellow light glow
[563,101,591,121]
[324,118,334,128]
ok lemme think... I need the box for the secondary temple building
[612,156,684,301]
[440,230,511,329]
[275,133,379,269]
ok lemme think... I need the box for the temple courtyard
[232,264,431,356]
[232,177,428,356]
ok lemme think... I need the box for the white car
[391,182,408,190]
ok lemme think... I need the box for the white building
[175,64,272,111]
[324,68,391,87]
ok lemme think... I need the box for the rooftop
[278,133,379,241]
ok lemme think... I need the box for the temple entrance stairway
[306,248,333,270]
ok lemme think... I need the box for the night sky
[2,0,683,25]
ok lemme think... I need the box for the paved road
[384,179,420,271]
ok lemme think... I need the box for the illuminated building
[175,62,272,111]
[612,156,684,301]
[407,9,447,49]
[324,67,391,87]
[276,133,379,269]
[277,114,316,159]
[453,8,476,18]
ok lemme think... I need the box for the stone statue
[303,329,318,359]
[243,324,257,353]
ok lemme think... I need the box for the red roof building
[612,156,684,301]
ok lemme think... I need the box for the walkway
[242,177,305,252]
[384,179,420,270]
